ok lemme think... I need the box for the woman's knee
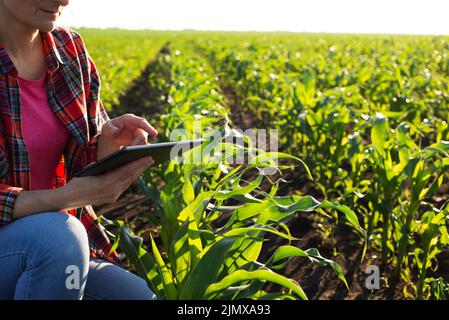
[25,212,90,262]
[7,212,90,299]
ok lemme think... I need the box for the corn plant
[426,277,449,300]
[364,113,449,294]
[412,209,449,299]
[106,155,364,299]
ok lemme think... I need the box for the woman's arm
[12,185,73,219]
[10,154,154,220]
[0,182,74,223]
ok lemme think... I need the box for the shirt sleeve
[0,128,24,225]
[0,184,24,225]
[69,30,111,165]
[86,132,101,164]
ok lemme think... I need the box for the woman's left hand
[96,114,158,161]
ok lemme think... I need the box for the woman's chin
[35,21,58,33]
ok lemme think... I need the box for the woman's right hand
[62,156,154,210]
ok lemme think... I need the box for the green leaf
[320,201,367,260]
[371,112,389,157]
[267,245,308,267]
[224,199,274,227]
[187,210,203,265]
[114,222,161,297]
[182,174,195,204]
[215,174,264,200]
[150,234,177,300]
[277,195,321,213]
[252,152,312,180]
[222,224,297,241]
[169,220,191,287]
[179,237,238,299]
[306,248,349,290]
[205,268,308,300]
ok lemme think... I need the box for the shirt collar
[0,45,14,75]
[41,31,65,73]
[0,30,65,76]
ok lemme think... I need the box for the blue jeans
[0,211,157,300]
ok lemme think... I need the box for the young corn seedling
[367,113,449,290]
[412,209,449,299]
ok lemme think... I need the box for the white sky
[59,0,449,35]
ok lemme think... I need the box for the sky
[59,0,449,35]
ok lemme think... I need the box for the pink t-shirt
[18,71,70,190]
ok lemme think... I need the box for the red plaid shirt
[0,28,120,264]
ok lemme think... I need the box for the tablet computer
[74,139,203,177]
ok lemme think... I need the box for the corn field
[82,29,449,300]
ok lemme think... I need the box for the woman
[0,0,158,299]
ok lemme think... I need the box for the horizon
[71,27,449,37]
[59,0,449,36]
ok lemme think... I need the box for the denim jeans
[0,211,157,300]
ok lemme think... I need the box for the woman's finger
[114,114,158,137]
[132,128,149,145]
[102,119,124,138]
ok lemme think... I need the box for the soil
[259,215,406,299]
[108,44,170,120]
[220,85,255,130]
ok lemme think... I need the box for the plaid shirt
[0,28,120,264]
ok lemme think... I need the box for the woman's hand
[61,156,155,209]
[97,114,158,161]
